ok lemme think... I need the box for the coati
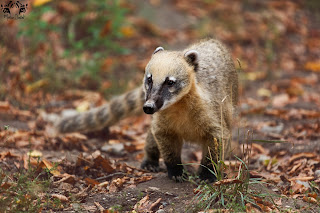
[55,39,238,182]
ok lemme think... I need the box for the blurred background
[1,0,319,106]
[1,1,320,211]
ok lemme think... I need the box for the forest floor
[1,0,320,212]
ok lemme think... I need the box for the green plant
[0,155,60,212]
[188,128,286,212]
[17,0,129,92]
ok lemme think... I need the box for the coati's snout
[143,100,156,114]
[143,93,164,114]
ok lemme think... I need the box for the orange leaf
[94,155,115,173]
[120,26,135,38]
[305,61,320,72]
[100,21,112,37]
[84,177,100,186]
[38,159,60,176]
[33,0,52,7]
[0,101,10,111]
[303,196,317,204]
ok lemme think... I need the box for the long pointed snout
[143,100,157,114]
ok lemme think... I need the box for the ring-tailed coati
[55,39,238,182]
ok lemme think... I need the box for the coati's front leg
[198,139,219,182]
[141,129,160,172]
[153,129,184,182]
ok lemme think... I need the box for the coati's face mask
[143,47,199,114]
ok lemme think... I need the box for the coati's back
[187,39,238,108]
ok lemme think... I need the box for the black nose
[143,102,156,114]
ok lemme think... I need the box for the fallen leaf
[213,178,243,186]
[25,79,49,93]
[100,21,112,37]
[33,0,52,6]
[27,150,43,158]
[54,174,76,185]
[84,177,99,186]
[94,155,115,173]
[272,93,290,108]
[94,201,105,212]
[120,26,136,38]
[303,196,317,204]
[51,193,69,202]
[257,88,272,98]
[0,151,20,160]
[37,159,60,176]
[305,61,320,72]
[0,101,10,111]
[288,153,316,164]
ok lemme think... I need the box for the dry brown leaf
[1,182,12,190]
[305,61,320,72]
[0,101,10,111]
[0,151,20,160]
[27,150,43,158]
[84,177,100,186]
[124,142,145,152]
[134,194,150,212]
[94,155,115,173]
[94,201,105,212]
[213,178,243,186]
[100,21,112,38]
[37,159,60,176]
[291,181,307,194]
[54,174,76,185]
[303,196,317,204]
[51,193,69,202]
[98,181,109,187]
[134,176,153,184]
[272,93,290,108]
[25,79,49,93]
[149,198,162,211]
[288,153,316,164]
[288,176,314,181]
[120,26,136,38]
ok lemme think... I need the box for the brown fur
[141,39,238,181]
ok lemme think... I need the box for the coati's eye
[167,80,175,86]
[166,77,176,86]
[147,74,152,84]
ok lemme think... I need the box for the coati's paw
[199,168,217,183]
[141,160,160,172]
[166,164,186,182]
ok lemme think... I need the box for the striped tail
[55,86,145,133]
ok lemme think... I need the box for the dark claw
[166,162,186,182]
[141,160,160,172]
[199,167,217,183]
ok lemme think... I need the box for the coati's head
[143,46,199,114]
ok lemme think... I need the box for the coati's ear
[153,47,164,54]
[184,50,199,71]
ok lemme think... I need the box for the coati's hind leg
[198,139,219,182]
[141,129,160,172]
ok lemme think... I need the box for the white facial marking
[168,76,176,82]
[147,73,152,78]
